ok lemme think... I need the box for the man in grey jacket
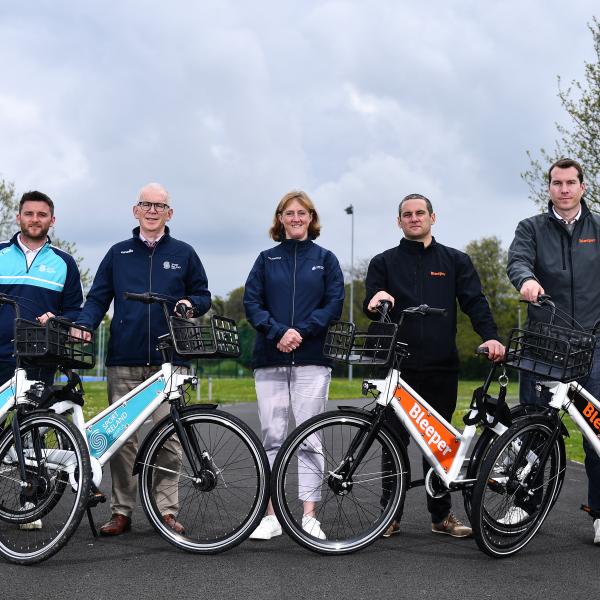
[507,158,600,545]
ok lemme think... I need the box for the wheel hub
[328,473,353,495]
[193,469,217,492]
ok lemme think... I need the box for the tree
[0,177,92,289]
[457,237,519,377]
[522,18,600,209]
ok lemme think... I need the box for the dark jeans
[384,370,459,524]
[520,360,600,513]
[0,362,56,387]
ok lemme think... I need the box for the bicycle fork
[169,404,219,491]
[327,407,388,495]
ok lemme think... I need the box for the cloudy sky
[1,1,597,297]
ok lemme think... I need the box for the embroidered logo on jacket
[579,238,597,244]
[267,256,282,260]
[163,262,181,270]
[430,271,446,277]
[120,249,134,254]
[312,265,324,271]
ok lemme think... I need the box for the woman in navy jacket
[244,191,344,541]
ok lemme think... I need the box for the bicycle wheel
[471,415,565,558]
[271,410,409,555]
[462,404,543,520]
[0,412,91,564]
[138,407,269,554]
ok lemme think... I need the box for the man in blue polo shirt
[0,190,83,386]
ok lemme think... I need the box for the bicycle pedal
[88,490,106,507]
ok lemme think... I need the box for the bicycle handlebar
[0,293,20,319]
[403,304,447,318]
[123,291,163,304]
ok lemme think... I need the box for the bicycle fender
[510,404,569,438]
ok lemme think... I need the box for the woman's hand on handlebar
[367,291,395,312]
[478,339,505,362]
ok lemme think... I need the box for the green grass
[80,377,585,462]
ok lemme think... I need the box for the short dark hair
[398,193,434,216]
[548,158,584,184]
[19,191,54,215]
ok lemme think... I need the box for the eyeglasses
[137,201,170,213]
[281,210,310,219]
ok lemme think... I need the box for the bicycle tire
[462,404,545,520]
[271,410,409,555]
[137,407,269,554]
[0,412,91,564]
[471,414,565,558]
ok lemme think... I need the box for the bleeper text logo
[395,387,460,471]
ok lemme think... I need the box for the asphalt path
[1,399,598,600]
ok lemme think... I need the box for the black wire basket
[505,322,596,382]
[323,321,399,366]
[170,315,240,358]
[14,318,95,369]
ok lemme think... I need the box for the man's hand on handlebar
[37,311,55,325]
[69,327,92,342]
[519,279,545,303]
[368,291,395,312]
[175,298,194,318]
[478,339,505,362]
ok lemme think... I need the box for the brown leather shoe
[99,513,131,536]
[162,513,185,535]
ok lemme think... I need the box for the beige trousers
[106,365,187,518]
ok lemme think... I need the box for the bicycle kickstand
[86,485,107,538]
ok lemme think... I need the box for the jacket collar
[399,236,437,253]
[132,225,171,243]
[280,238,313,252]
[546,199,590,222]
[10,231,51,249]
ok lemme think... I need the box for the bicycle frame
[0,369,42,419]
[49,363,192,487]
[542,380,600,457]
[367,367,509,490]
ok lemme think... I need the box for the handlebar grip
[123,292,153,304]
[378,300,392,321]
[0,293,16,306]
[175,303,188,318]
[426,307,447,317]
[476,346,489,355]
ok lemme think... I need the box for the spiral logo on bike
[88,429,109,455]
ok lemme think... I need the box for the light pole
[345,204,354,381]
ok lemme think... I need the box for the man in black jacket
[507,158,600,545]
[364,193,504,539]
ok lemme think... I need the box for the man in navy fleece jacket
[78,182,211,536]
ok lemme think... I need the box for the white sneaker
[497,506,529,526]
[302,515,326,540]
[19,502,42,531]
[594,519,600,545]
[249,515,282,540]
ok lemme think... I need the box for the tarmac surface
[1,399,598,600]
